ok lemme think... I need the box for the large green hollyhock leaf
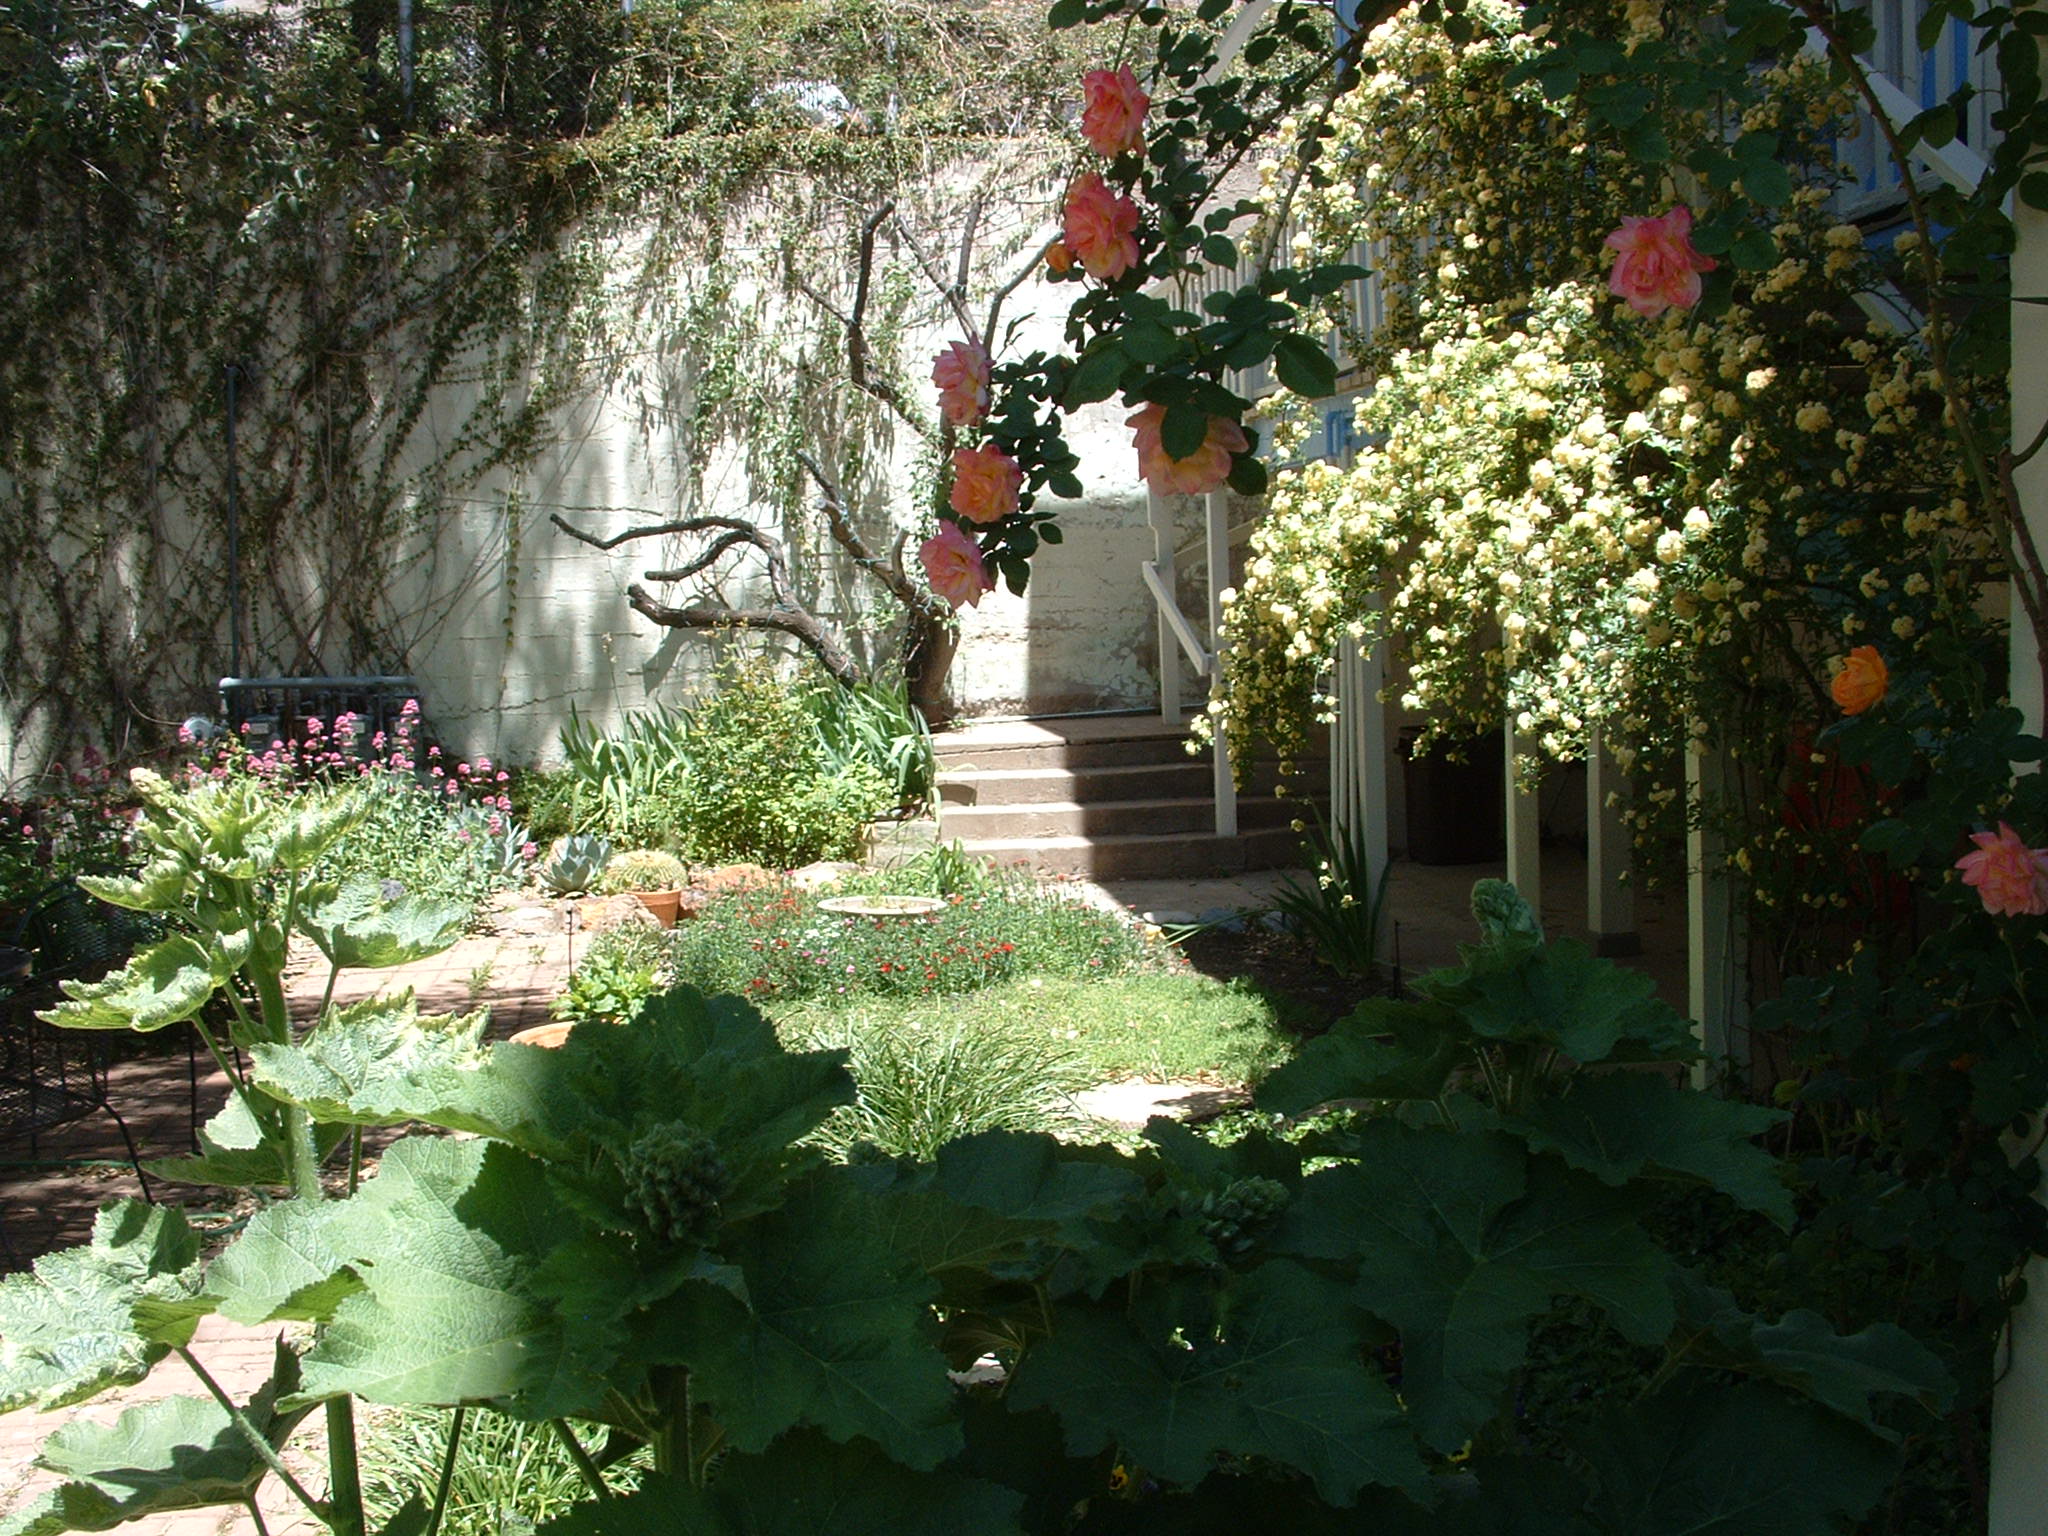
[0,1203,209,1413]
[295,1136,619,1417]
[248,992,493,1128]
[1274,1123,1672,1453]
[1499,1072,1793,1226]
[42,936,218,1031]
[300,879,467,970]
[205,1199,361,1326]
[1667,1270,1954,1429]
[1418,938,1694,1065]
[638,1171,957,1469]
[1,1343,312,1536]
[1008,1259,1427,1505]
[75,860,191,916]
[1256,996,1469,1113]
[849,1131,1140,1280]
[148,1094,349,1190]
[1572,1384,1893,1533]
[535,1434,1024,1536]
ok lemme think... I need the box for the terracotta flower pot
[509,1021,575,1049]
[632,888,683,928]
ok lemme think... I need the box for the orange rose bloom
[1062,172,1141,283]
[1045,240,1075,275]
[1128,402,1249,497]
[920,522,994,610]
[1830,645,1888,715]
[948,444,1024,525]
[1080,65,1149,157]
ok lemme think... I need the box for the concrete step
[939,794,1306,842]
[959,825,1306,879]
[938,760,1206,807]
[933,712,1330,775]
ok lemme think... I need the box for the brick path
[0,897,580,1534]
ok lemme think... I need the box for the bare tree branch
[794,449,952,625]
[623,584,862,687]
[891,207,980,339]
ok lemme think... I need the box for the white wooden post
[1331,632,1389,888]
[1685,743,1745,1090]
[1586,726,1638,956]
[1149,490,1181,724]
[1205,490,1237,838]
[1990,115,2048,1535]
[1504,720,1542,919]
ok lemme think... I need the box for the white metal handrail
[1141,561,1214,676]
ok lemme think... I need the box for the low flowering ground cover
[667,883,1152,1001]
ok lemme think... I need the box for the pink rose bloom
[1604,205,1716,318]
[932,339,992,427]
[1063,172,1142,282]
[949,444,1024,525]
[1081,65,1149,157]
[1956,823,2048,917]
[920,522,995,610]
[1128,402,1250,496]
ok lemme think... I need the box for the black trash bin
[1401,728,1505,864]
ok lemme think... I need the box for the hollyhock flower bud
[1829,645,1888,715]
[1128,402,1249,496]
[1604,205,1716,318]
[932,339,992,427]
[1080,65,1149,157]
[1062,172,1142,282]
[949,444,1024,525]
[920,522,995,610]
[1956,823,2048,917]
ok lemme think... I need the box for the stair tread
[954,828,1299,850]
[937,761,1205,782]
[943,794,1302,816]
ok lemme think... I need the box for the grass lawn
[766,968,1295,1088]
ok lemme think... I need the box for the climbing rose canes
[1955,823,2048,917]
[920,522,995,610]
[1830,645,1889,715]
[932,339,991,427]
[949,444,1024,525]
[1080,64,1149,157]
[1062,172,1141,282]
[1604,205,1716,318]
[1128,402,1248,496]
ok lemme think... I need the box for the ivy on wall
[0,0,1082,771]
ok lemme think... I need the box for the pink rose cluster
[1956,823,2048,917]
[931,339,990,428]
[1080,65,1149,157]
[1604,205,1716,318]
[1128,401,1248,498]
[948,444,1023,526]
[919,521,994,611]
[1062,172,1141,283]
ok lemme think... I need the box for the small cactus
[620,1123,729,1245]
[598,848,688,895]
[539,833,614,895]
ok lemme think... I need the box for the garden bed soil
[1170,924,1384,1035]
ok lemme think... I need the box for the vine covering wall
[0,0,1087,776]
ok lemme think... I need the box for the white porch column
[1205,490,1237,838]
[1331,633,1389,888]
[1989,136,2048,1535]
[1505,719,1542,918]
[1685,743,1745,1091]
[1586,726,1638,956]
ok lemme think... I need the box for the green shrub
[805,676,936,813]
[551,925,671,1026]
[557,701,695,850]
[675,660,892,867]
[668,883,1147,1002]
